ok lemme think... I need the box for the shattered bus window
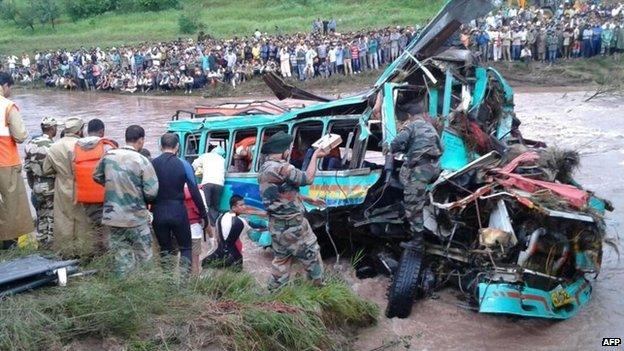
[230,128,258,173]
[184,133,201,164]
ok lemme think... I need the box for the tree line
[0,0,180,30]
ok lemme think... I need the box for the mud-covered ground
[13,88,623,351]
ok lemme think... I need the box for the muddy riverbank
[12,88,623,351]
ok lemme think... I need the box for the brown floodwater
[12,88,624,350]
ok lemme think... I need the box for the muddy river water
[12,88,624,350]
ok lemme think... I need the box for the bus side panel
[220,170,382,211]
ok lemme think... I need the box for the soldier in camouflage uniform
[93,125,159,276]
[24,117,59,245]
[389,107,442,251]
[257,131,328,290]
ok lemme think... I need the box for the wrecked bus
[167,0,613,320]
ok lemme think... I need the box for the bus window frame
[182,131,204,163]
[322,117,364,171]
[289,119,327,168]
[228,127,260,175]
[255,124,291,172]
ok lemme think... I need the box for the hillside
[0,0,444,54]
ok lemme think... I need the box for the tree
[36,0,61,28]
[0,0,19,23]
[0,0,48,31]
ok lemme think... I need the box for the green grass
[0,0,444,54]
[0,252,378,350]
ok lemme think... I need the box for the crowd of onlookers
[2,2,623,93]
[0,22,420,94]
[463,1,624,64]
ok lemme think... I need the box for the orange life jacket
[0,96,21,167]
[74,138,116,203]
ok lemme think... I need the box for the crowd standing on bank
[1,21,420,92]
[2,3,623,94]
[462,2,624,64]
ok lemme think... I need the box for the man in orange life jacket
[43,117,93,257]
[74,118,117,254]
[0,72,34,249]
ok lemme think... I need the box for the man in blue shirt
[201,50,210,73]
[151,133,208,267]
[592,24,603,57]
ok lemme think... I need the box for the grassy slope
[0,0,444,54]
[0,252,378,350]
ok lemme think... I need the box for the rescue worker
[42,117,93,257]
[24,117,59,246]
[151,132,207,268]
[93,125,159,276]
[257,131,328,290]
[205,194,267,270]
[389,104,442,253]
[74,118,117,254]
[0,72,33,248]
[192,145,226,226]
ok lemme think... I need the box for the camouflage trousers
[268,216,324,291]
[399,161,440,234]
[32,193,54,245]
[84,203,108,255]
[107,223,153,276]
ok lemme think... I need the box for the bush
[64,0,178,21]
[1,0,38,30]
[116,0,179,12]
[36,0,61,28]
[64,0,115,20]
[178,13,199,34]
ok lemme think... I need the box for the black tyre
[385,248,424,319]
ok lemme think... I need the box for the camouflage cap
[64,117,84,133]
[40,116,60,127]
[261,131,293,154]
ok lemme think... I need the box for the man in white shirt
[152,48,162,67]
[21,54,31,70]
[328,46,337,75]
[489,27,502,61]
[225,50,237,69]
[305,46,317,79]
[192,146,226,225]
[7,55,18,75]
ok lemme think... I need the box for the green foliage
[178,14,199,34]
[177,0,203,34]
[0,254,378,350]
[36,0,61,27]
[273,276,378,328]
[64,0,115,20]
[191,268,257,301]
[117,0,180,12]
[64,0,178,21]
[0,0,18,22]
[0,0,444,53]
[1,0,38,30]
